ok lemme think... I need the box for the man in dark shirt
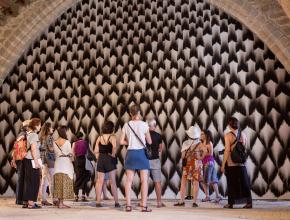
[147,119,165,208]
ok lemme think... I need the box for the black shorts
[97,154,116,173]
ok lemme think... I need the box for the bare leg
[108,170,119,204]
[95,172,105,204]
[140,170,149,207]
[202,182,210,200]
[125,170,134,207]
[179,174,187,203]
[213,183,221,200]
[102,180,109,200]
[192,180,199,204]
[154,181,162,206]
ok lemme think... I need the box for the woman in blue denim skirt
[120,105,152,212]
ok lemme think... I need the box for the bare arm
[208,142,213,156]
[145,130,152,145]
[120,129,128,145]
[221,134,231,172]
[158,143,162,152]
[72,142,76,159]
[94,137,100,159]
[111,135,117,157]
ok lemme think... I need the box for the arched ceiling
[0,0,289,86]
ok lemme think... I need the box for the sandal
[214,197,222,203]
[243,203,252,209]
[223,204,233,209]
[96,203,103,207]
[115,203,121,208]
[192,203,198,207]
[174,202,185,206]
[141,206,152,212]
[28,204,41,209]
[125,205,132,212]
[201,197,210,202]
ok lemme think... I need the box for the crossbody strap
[127,122,147,148]
[55,141,70,157]
[229,129,241,152]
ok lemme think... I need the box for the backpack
[230,130,247,164]
[13,135,28,161]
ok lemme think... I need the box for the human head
[129,104,141,118]
[28,118,41,132]
[40,122,53,142]
[201,129,213,144]
[102,121,114,134]
[148,118,157,130]
[76,131,83,139]
[228,117,239,130]
[57,125,67,139]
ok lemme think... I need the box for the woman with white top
[120,105,152,212]
[53,126,74,208]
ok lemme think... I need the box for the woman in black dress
[94,121,120,207]
[221,117,252,208]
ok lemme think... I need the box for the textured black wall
[0,0,289,198]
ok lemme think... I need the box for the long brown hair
[57,125,67,140]
[201,129,213,144]
[39,122,52,144]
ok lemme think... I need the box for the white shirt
[122,120,149,150]
[54,140,74,179]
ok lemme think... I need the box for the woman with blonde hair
[120,105,152,212]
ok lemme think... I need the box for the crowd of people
[10,104,252,211]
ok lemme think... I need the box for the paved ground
[0,198,289,220]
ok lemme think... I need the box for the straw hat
[185,125,201,140]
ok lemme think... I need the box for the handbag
[230,130,247,164]
[127,122,152,159]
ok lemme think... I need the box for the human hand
[34,160,40,169]
[220,166,225,173]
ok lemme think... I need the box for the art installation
[0,0,289,199]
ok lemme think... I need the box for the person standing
[11,120,30,205]
[39,122,56,206]
[120,105,152,212]
[221,117,252,209]
[174,126,203,207]
[94,121,120,208]
[147,118,165,208]
[22,118,42,209]
[53,126,74,208]
[200,129,221,202]
[72,131,90,202]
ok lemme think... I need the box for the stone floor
[0,197,289,220]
